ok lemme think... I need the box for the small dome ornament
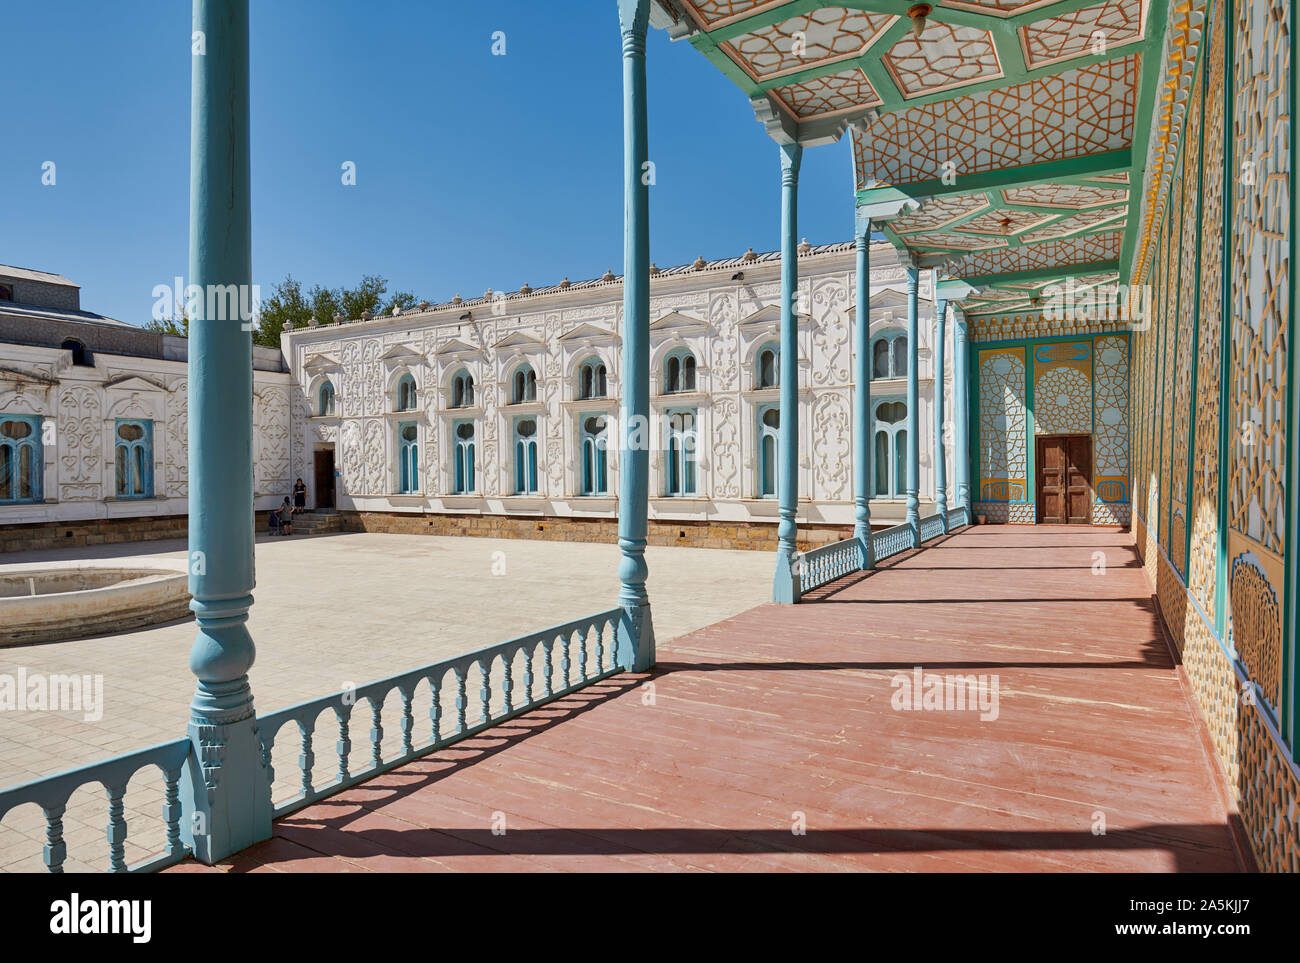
[559,277,571,289]
[332,313,343,325]
[520,282,532,294]
[391,304,402,316]
[451,293,463,305]
[418,300,430,311]
[649,262,660,275]
[601,269,615,281]
[797,237,812,255]
[361,309,372,321]
[742,247,758,262]
[308,315,320,328]
[692,254,706,270]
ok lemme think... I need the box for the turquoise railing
[798,537,863,593]
[946,506,968,530]
[919,513,946,542]
[0,737,191,873]
[872,522,914,562]
[258,607,624,818]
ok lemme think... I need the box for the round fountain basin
[0,561,191,646]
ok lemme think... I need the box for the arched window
[664,350,696,394]
[665,410,697,496]
[511,364,537,404]
[114,419,153,498]
[758,406,779,497]
[451,370,475,409]
[0,415,43,504]
[580,415,608,495]
[0,284,13,302]
[578,358,607,400]
[317,381,336,417]
[396,373,417,412]
[514,418,539,494]
[871,331,908,380]
[61,338,92,367]
[873,400,908,497]
[756,344,778,389]
[453,420,476,493]
[398,422,419,493]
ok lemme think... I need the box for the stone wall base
[0,512,279,554]
[342,510,858,553]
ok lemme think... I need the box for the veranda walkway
[169,526,1249,872]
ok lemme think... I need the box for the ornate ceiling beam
[856,148,1132,202]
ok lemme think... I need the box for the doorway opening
[314,447,336,510]
[1036,434,1091,524]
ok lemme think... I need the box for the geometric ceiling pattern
[656,0,1164,309]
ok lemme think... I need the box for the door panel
[1036,437,1066,524]
[1065,436,1091,524]
[314,449,335,509]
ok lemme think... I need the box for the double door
[1036,434,1091,524]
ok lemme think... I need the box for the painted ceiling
[653,0,1202,315]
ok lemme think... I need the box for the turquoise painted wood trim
[856,150,1132,204]
[774,141,803,604]
[1152,214,1169,547]
[0,737,191,873]
[1215,0,1235,641]
[968,326,981,514]
[182,0,271,865]
[0,413,44,504]
[905,266,920,544]
[951,261,1123,288]
[934,289,948,528]
[1024,341,1036,515]
[872,521,915,562]
[954,314,971,518]
[853,208,874,568]
[616,0,655,669]
[1118,0,1171,286]
[259,607,625,819]
[1286,0,1298,755]
[798,536,863,593]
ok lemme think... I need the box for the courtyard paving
[0,531,773,872]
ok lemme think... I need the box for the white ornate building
[282,242,956,534]
[0,265,291,547]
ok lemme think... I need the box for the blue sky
[0,0,858,325]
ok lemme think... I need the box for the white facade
[282,243,957,528]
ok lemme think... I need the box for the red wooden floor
[170,525,1248,873]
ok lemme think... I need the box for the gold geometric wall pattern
[978,347,1028,501]
[1228,0,1289,556]
[855,57,1139,188]
[1092,335,1129,504]
[1033,364,1092,435]
[942,231,1121,279]
[890,193,990,234]
[1189,0,1226,619]
[1001,183,1129,208]
[770,67,883,118]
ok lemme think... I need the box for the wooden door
[1036,435,1091,524]
[1065,435,1091,524]
[314,449,335,509]
[1036,437,1066,524]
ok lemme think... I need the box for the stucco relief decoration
[165,381,189,498]
[57,385,102,501]
[810,281,849,386]
[978,348,1027,502]
[812,391,851,500]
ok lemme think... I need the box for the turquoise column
[905,266,921,544]
[953,310,971,523]
[933,284,948,531]
[181,0,271,863]
[615,0,655,671]
[773,141,803,603]
[853,207,873,569]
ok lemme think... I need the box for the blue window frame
[872,331,908,380]
[398,422,419,494]
[580,414,608,495]
[114,419,153,499]
[513,417,539,494]
[0,414,43,504]
[872,399,907,497]
[453,419,476,493]
[451,370,474,409]
[665,408,697,496]
[511,364,537,404]
[758,405,779,497]
[396,373,417,412]
[578,358,607,400]
[664,349,697,394]
[756,343,779,388]
[318,380,336,416]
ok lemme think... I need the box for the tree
[141,313,189,336]
[251,274,423,346]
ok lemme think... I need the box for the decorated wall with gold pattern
[1129,0,1298,873]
